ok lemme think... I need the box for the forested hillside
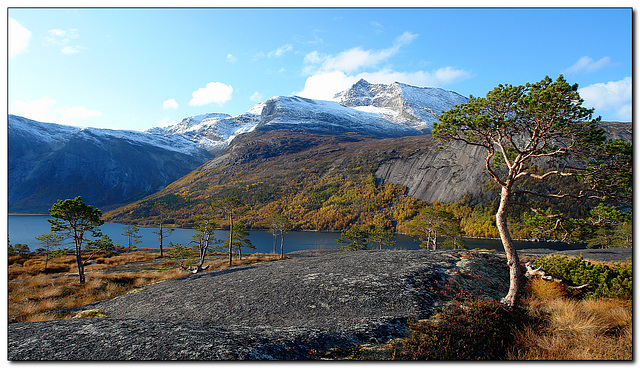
[104,124,631,243]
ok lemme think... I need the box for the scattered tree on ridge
[212,196,247,266]
[366,221,397,250]
[48,196,104,284]
[267,212,291,258]
[228,219,254,260]
[433,75,630,306]
[152,202,174,257]
[85,234,117,255]
[336,226,370,251]
[34,232,65,272]
[183,215,220,273]
[8,242,30,256]
[406,206,465,250]
[122,225,142,251]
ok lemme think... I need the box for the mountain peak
[335,80,468,131]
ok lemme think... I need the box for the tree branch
[525,262,597,290]
[513,189,604,201]
[485,148,506,187]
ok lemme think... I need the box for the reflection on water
[8,215,585,254]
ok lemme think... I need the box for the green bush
[396,298,538,360]
[533,255,632,300]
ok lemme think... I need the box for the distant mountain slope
[103,121,632,231]
[8,115,213,213]
[145,105,263,155]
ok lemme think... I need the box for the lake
[7,215,585,254]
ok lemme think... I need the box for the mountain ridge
[8,79,631,216]
[8,115,214,213]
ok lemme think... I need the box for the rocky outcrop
[375,122,632,204]
[8,249,509,360]
[375,140,490,203]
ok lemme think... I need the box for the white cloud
[250,92,264,102]
[11,97,58,122]
[61,45,88,55]
[11,96,102,126]
[371,21,384,34]
[306,31,419,74]
[163,99,179,110]
[226,53,237,63]
[304,51,322,64]
[579,77,632,121]
[564,56,611,74]
[268,44,293,58]
[45,28,86,54]
[55,105,102,121]
[298,31,472,101]
[45,28,79,45]
[297,68,472,101]
[297,71,357,100]
[189,82,233,106]
[9,17,31,58]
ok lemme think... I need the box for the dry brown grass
[8,251,285,323]
[509,278,633,360]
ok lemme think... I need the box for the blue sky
[8,7,633,131]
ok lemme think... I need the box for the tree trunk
[44,252,49,273]
[158,224,164,258]
[272,232,277,255]
[228,215,234,266]
[280,231,284,259]
[496,186,522,307]
[75,240,85,284]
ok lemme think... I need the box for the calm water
[7,215,584,254]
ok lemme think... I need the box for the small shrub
[527,278,569,301]
[396,298,540,360]
[533,255,632,300]
[23,259,45,267]
[8,255,28,266]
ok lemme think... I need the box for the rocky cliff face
[375,140,490,203]
[374,121,632,204]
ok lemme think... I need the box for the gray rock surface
[375,140,490,203]
[8,250,508,360]
[8,248,628,360]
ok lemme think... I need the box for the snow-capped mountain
[148,80,468,153]
[8,115,213,213]
[254,95,423,138]
[334,79,468,130]
[146,107,263,155]
[9,80,471,213]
